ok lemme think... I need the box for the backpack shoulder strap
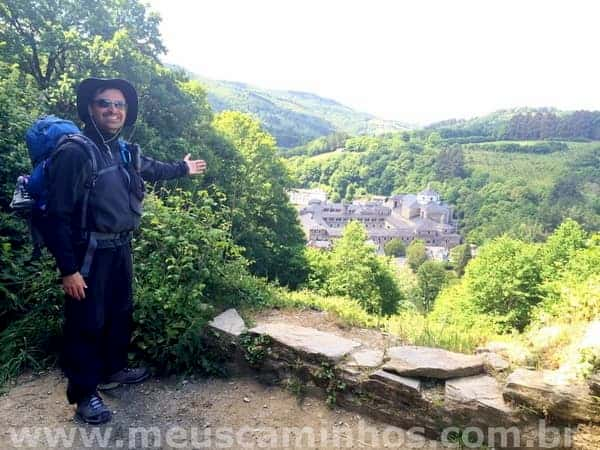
[56,134,100,231]
[59,134,99,179]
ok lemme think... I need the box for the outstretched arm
[139,153,206,182]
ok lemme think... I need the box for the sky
[147,0,600,125]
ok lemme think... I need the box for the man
[45,78,206,424]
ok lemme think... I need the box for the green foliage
[466,141,568,154]
[131,191,272,374]
[239,333,272,369]
[281,132,348,157]
[541,218,587,279]
[271,287,495,353]
[434,145,468,179]
[415,261,448,313]
[383,238,406,257]
[426,107,600,141]
[271,289,381,328]
[0,237,63,386]
[465,236,543,331]
[406,239,427,271]
[0,0,164,91]
[306,221,404,315]
[449,243,471,276]
[534,236,600,325]
[0,62,43,206]
[212,111,308,287]
[578,346,600,379]
[314,362,346,407]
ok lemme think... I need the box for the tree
[0,0,164,90]
[449,243,471,276]
[406,239,427,271]
[415,261,448,312]
[384,238,406,257]
[434,145,467,179]
[465,236,543,330]
[212,111,308,287]
[541,218,587,280]
[324,221,403,315]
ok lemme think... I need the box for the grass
[265,288,495,354]
[465,149,569,191]
[464,141,600,192]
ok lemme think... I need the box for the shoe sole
[106,371,150,386]
[97,381,121,391]
[75,411,112,425]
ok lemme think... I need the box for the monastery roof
[424,202,448,212]
[418,188,439,196]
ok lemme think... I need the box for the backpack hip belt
[80,231,133,277]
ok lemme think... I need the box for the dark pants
[62,243,133,404]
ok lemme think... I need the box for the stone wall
[206,309,599,449]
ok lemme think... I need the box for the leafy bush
[465,236,543,330]
[414,261,449,313]
[534,236,600,325]
[406,239,427,271]
[131,190,273,374]
[383,238,406,257]
[304,221,404,315]
[0,234,63,387]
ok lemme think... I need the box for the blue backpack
[9,115,100,258]
[20,115,99,211]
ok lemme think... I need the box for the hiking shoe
[9,176,34,209]
[75,393,112,425]
[105,367,150,385]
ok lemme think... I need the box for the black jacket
[46,125,189,276]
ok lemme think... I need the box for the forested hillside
[424,107,600,142]
[192,75,409,148]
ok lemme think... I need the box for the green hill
[192,75,410,148]
[424,107,600,142]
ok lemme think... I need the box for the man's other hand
[62,272,87,300]
[184,154,207,175]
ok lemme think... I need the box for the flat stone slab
[249,323,361,362]
[370,370,422,392]
[383,346,484,379]
[367,369,422,396]
[504,369,600,424]
[446,375,515,417]
[346,348,384,369]
[482,352,510,372]
[208,308,247,337]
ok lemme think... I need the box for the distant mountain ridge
[189,74,410,148]
[424,107,600,142]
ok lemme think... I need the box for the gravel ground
[0,370,444,449]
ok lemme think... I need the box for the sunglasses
[93,98,128,110]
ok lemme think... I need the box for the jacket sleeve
[45,143,92,277]
[139,155,189,182]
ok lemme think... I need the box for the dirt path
[0,370,444,449]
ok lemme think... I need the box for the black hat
[76,77,138,126]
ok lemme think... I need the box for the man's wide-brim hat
[76,78,138,126]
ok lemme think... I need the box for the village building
[296,187,461,255]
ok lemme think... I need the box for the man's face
[89,88,127,134]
